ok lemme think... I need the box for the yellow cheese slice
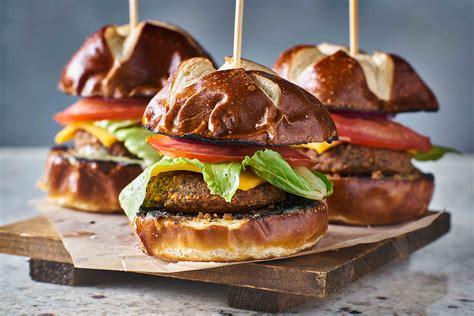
[151,163,265,191]
[151,163,202,176]
[55,122,118,147]
[238,170,266,191]
[292,141,342,154]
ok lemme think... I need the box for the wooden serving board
[0,212,450,313]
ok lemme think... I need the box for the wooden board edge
[0,232,72,263]
[227,286,311,313]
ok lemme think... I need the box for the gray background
[0,0,472,152]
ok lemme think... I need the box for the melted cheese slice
[292,141,341,154]
[151,163,266,191]
[55,122,118,147]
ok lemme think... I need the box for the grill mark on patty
[74,130,137,158]
[309,143,415,175]
[143,171,287,213]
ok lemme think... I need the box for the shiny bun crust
[143,57,338,146]
[59,21,212,98]
[273,44,438,113]
[38,147,142,213]
[327,173,434,225]
[134,200,328,262]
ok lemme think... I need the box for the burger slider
[119,57,338,262]
[39,21,212,212]
[274,43,457,225]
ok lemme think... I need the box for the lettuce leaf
[114,127,161,164]
[94,120,139,132]
[119,162,157,220]
[412,145,460,161]
[119,157,241,220]
[94,120,161,164]
[201,162,242,202]
[295,167,333,196]
[242,150,330,200]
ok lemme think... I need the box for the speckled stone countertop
[0,148,473,315]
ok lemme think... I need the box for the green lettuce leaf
[114,127,161,164]
[94,120,161,164]
[94,120,139,132]
[152,156,204,168]
[201,162,242,202]
[242,150,330,200]
[119,157,241,220]
[119,162,158,220]
[412,145,460,161]
[294,167,333,196]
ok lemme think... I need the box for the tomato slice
[331,113,432,152]
[147,134,316,167]
[54,98,149,125]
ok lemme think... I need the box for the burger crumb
[371,170,383,179]
[223,213,233,220]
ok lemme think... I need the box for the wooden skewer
[349,0,358,56]
[129,0,139,29]
[233,0,245,68]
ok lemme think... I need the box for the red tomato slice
[54,98,149,125]
[147,134,316,167]
[331,113,432,152]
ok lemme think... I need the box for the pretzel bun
[143,57,338,146]
[273,43,438,113]
[327,173,434,225]
[59,21,213,98]
[38,147,142,213]
[134,199,328,262]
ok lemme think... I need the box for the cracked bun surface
[143,57,338,146]
[59,21,213,98]
[273,43,438,113]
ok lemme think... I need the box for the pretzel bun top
[143,57,338,146]
[59,21,213,98]
[273,43,438,113]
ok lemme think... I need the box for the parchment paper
[33,199,442,273]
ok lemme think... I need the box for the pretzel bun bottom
[327,174,434,226]
[134,200,328,262]
[39,147,142,213]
